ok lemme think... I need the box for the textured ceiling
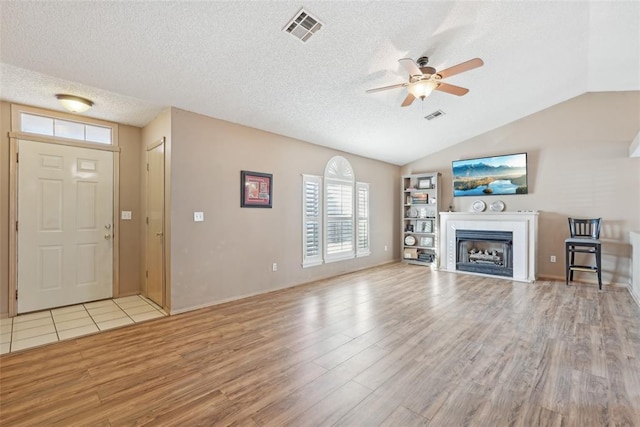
[1,1,638,165]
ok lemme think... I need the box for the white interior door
[17,139,114,313]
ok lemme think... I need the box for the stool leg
[569,247,576,282]
[565,243,570,286]
[596,245,602,290]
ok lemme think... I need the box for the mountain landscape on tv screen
[453,159,527,196]
[453,163,526,177]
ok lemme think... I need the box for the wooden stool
[565,218,602,290]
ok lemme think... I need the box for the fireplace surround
[439,211,538,282]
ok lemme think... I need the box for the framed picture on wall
[241,170,272,208]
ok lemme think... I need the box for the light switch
[194,211,204,222]
[121,211,132,220]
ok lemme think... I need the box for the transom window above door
[19,112,113,145]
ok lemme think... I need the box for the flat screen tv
[452,153,528,197]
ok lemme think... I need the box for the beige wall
[402,91,640,285]
[0,102,144,316]
[118,124,143,296]
[168,108,400,313]
[0,102,10,317]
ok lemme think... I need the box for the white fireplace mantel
[439,211,539,282]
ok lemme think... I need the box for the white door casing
[17,139,114,313]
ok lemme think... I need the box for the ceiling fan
[366,56,484,107]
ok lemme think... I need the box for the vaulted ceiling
[1,1,638,165]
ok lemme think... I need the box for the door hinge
[15,221,18,231]
[15,289,18,300]
[16,153,19,163]
[146,217,149,225]
[146,163,149,172]
[145,270,148,278]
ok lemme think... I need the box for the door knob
[155,232,163,237]
[105,224,111,230]
[104,233,112,240]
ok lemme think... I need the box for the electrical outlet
[121,211,132,220]
[550,255,556,263]
[194,212,204,222]
[272,263,278,272]
[384,245,388,252]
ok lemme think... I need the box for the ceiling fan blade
[365,83,407,93]
[437,58,484,79]
[401,93,416,107]
[435,82,469,96]
[398,58,423,77]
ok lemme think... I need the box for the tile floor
[0,295,166,354]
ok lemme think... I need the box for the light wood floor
[1,263,639,426]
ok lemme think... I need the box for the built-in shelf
[402,173,441,267]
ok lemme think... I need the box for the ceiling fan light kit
[366,56,484,107]
[407,80,438,99]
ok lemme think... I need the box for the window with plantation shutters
[324,157,355,262]
[302,156,370,267]
[325,181,354,260]
[302,175,322,267]
[356,182,370,257]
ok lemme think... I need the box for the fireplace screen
[456,229,513,277]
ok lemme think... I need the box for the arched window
[302,156,369,267]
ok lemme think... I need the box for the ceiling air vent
[425,109,446,121]
[283,8,323,43]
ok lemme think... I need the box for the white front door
[17,139,114,313]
